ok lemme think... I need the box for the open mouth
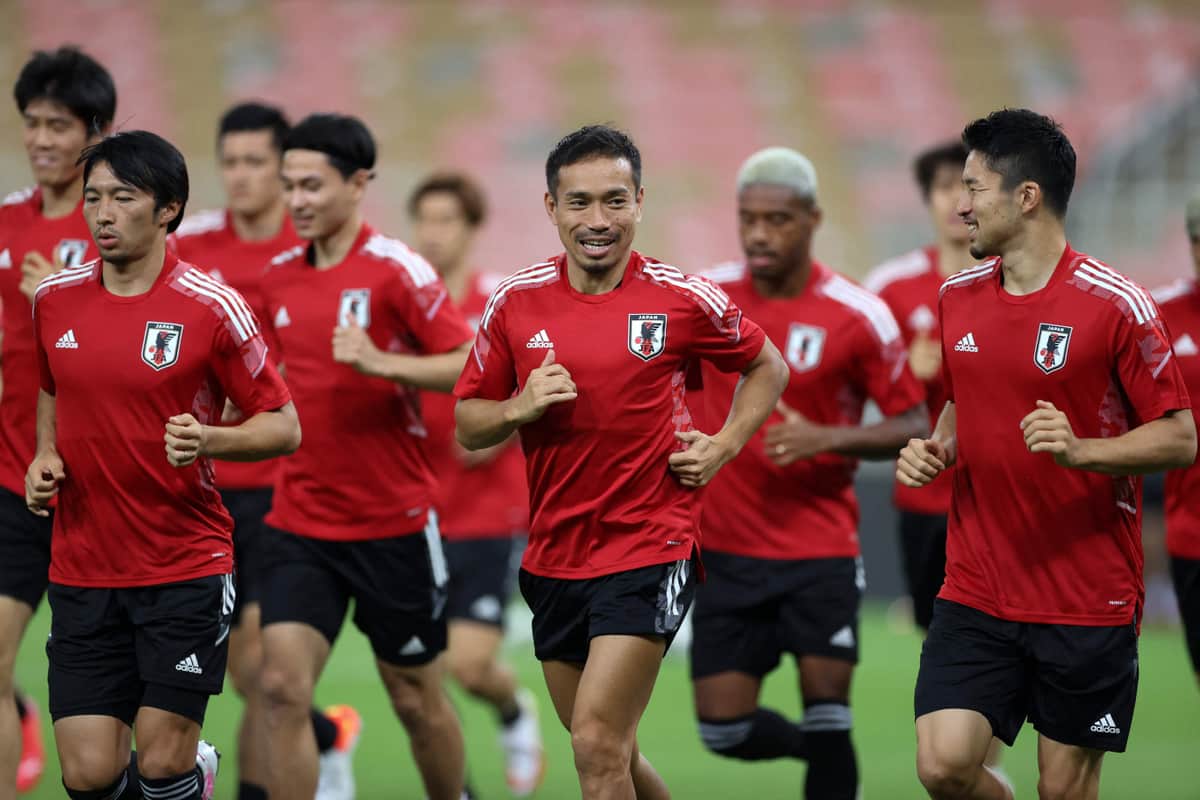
[579,237,615,258]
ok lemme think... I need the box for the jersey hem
[49,560,232,588]
[266,508,429,541]
[939,588,1138,627]
[701,544,860,561]
[520,550,693,580]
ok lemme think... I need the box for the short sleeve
[938,295,954,402]
[686,277,766,372]
[1112,301,1190,424]
[851,315,925,416]
[454,303,518,402]
[211,314,291,418]
[389,273,474,355]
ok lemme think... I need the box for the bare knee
[60,745,126,791]
[259,660,313,718]
[136,738,197,781]
[1037,766,1099,800]
[917,748,979,799]
[447,652,491,697]
[571,717,631,781]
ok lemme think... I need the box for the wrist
[1066,436,1093,469]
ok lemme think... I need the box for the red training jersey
[938,245,1189,626]
[421,272,528,540]
[34,253,291,587]
[261,223,473,541]
[0,186,94,498]
[1151,277,1200,560]
[698,261,923,560]
[454,251,767,580]
[864,246,954,515]
[172,209,302,491]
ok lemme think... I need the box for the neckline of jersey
[96,249,181,305]
[992,243,1076,305]
[743,259,828,302]
[305,221,373,271]
[558,251,639,304]
[226,207,298,250]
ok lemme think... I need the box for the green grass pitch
[14,603,1199,798]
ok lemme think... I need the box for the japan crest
[338,288,371,327]
[55,239,89,268]
[142,321,184,370]
[784,323,826,373]
[1034,322,1072,374]
[628,313,667,361]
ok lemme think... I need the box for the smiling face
[22,98,94,192]
[220,130,283,218]
[738,183,819,282]
[545,155,643,275]
[83,161,178,266]
[958,150,1024,260]
[281,149,365,241]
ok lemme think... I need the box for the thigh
[130,575,234,717]
[444,536,518,629]
[779,557,863,664]
[0,594,35,676]
[350,530,448,668]
[542,659,584,731]
[1037,734,1105,800]
[572,634,666,739]
[259,525,350,646]
[590,556,696,655]
[220,487,273,627]
[1029,621,1138,753]
[690,551,782,681]
[798,654,854,705]
[1169,556,1200,674]
[914,599,1030,747]
[0,486,52,609]
[519,569,591,664]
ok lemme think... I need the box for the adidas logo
[55,329,79,349]
[175,653,203,674]
[399,636,426,657]
[0,249,10,269]
[1090,713,1120,734]
[1174,333,1198,357]
[829,625,856,648]
[525,329,553,349]
[274,306,291,328]
[953,332,979,353]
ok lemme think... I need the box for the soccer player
[410,172,545,795]
[0,46,115,800]
[898,108,1196,800]
[1152,193,1200,687]
[256,114,472,800]
[28,130,299,800]
[454,125,789,800]
[691,148,926,800]
[864,141,975,631]
[171,102,357,800]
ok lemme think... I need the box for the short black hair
[283,113,376,179]
[14,46,116,133]
[218,102,290,153]
[961,108,1076,218]
[408,172,487,227]
[913,141,968,202]
[545,125,641,198]
[80,131,189,233]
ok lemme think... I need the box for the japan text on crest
[142,321,184,371]
[1034,322,1072,374]
[628,313,667,361]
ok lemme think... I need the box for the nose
[30,125,52,149]
[746,219,770,246]
[955,189,971,219]
[584,203,609,231]
[286,187,306,212]
[94,196,116,225]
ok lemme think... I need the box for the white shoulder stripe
[821,276,901,344]
[644,263,730,316]
[173,209,226,237]
[643,268,727,318]
[2,186,35,207]
[35,264,94,293]
[1152,278,1194,305]
[1073,266,1149,324]
[940,263,996,290]
[479,264,557,331]
[702,260,746,284]
[863,249,931,293]
[363,234,439,287]
[185,269,259,335]
[179,271,256,342]
[1081,259,1155,321]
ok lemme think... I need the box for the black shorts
[898,511,948,630]
[46,574,235,726]
[259,521,448,667]
[1170,556,1200,674]
[519,556,696,664]
[445,536,521,628]
[219,488,273,624]
[690,552,864,680]
[0,486,52,609]
[914,599,1139,752]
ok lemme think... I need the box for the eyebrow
[564,187,631,199]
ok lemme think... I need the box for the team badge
[338,288,371,327]
[628,313,667,361]
[785,323,826,373]
[1034,323,1072,374]
[142,321,184,370]
[55,239,89,268]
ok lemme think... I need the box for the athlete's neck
[39,173,84,220]
[751,256,812,299]
[102,239,168,297]
[231,200,286,243]
[438,259,473,302]
[998,224,1068,296]
[312,213,364,270]
[566,248,630,295]
[935,239,975,277]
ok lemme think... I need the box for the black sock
[498,699,522,728]
[802,702,858,800]
[63,770,133,800]
[13,691,27,720]
[238,781,269,800]
[312,707,338,753]
[698,708,807,761]
[140,769,201,800]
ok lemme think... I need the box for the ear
[633,185,645,223]
[158,200,182,229]
[349,168,371,200]
[544,190,556,223]
[1018,181,1042,214]
[809,203,823,229]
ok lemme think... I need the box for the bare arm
[332,319,471,392]
[1022,402,1196,475]
[896,400,956,488]
[766,401,929,464]
[165,401,302,467]
[456,349,576,451]
[26,389,64,515]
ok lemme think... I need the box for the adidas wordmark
[526,329,553,349]
[55,329,79,349]
[175,653,203,674]
[953,332,978,353]
[1090,713,1120,734]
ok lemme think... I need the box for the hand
[896,437,953,488]
[763,399,833,466]
[19,251,60,302]
[668,430,734,488]
[1020,400,1080,466]
[25,452,65,516]
[165,413,207,467]
[509,350,577,425]
[908,331,942,381]
[332,318,382,375]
